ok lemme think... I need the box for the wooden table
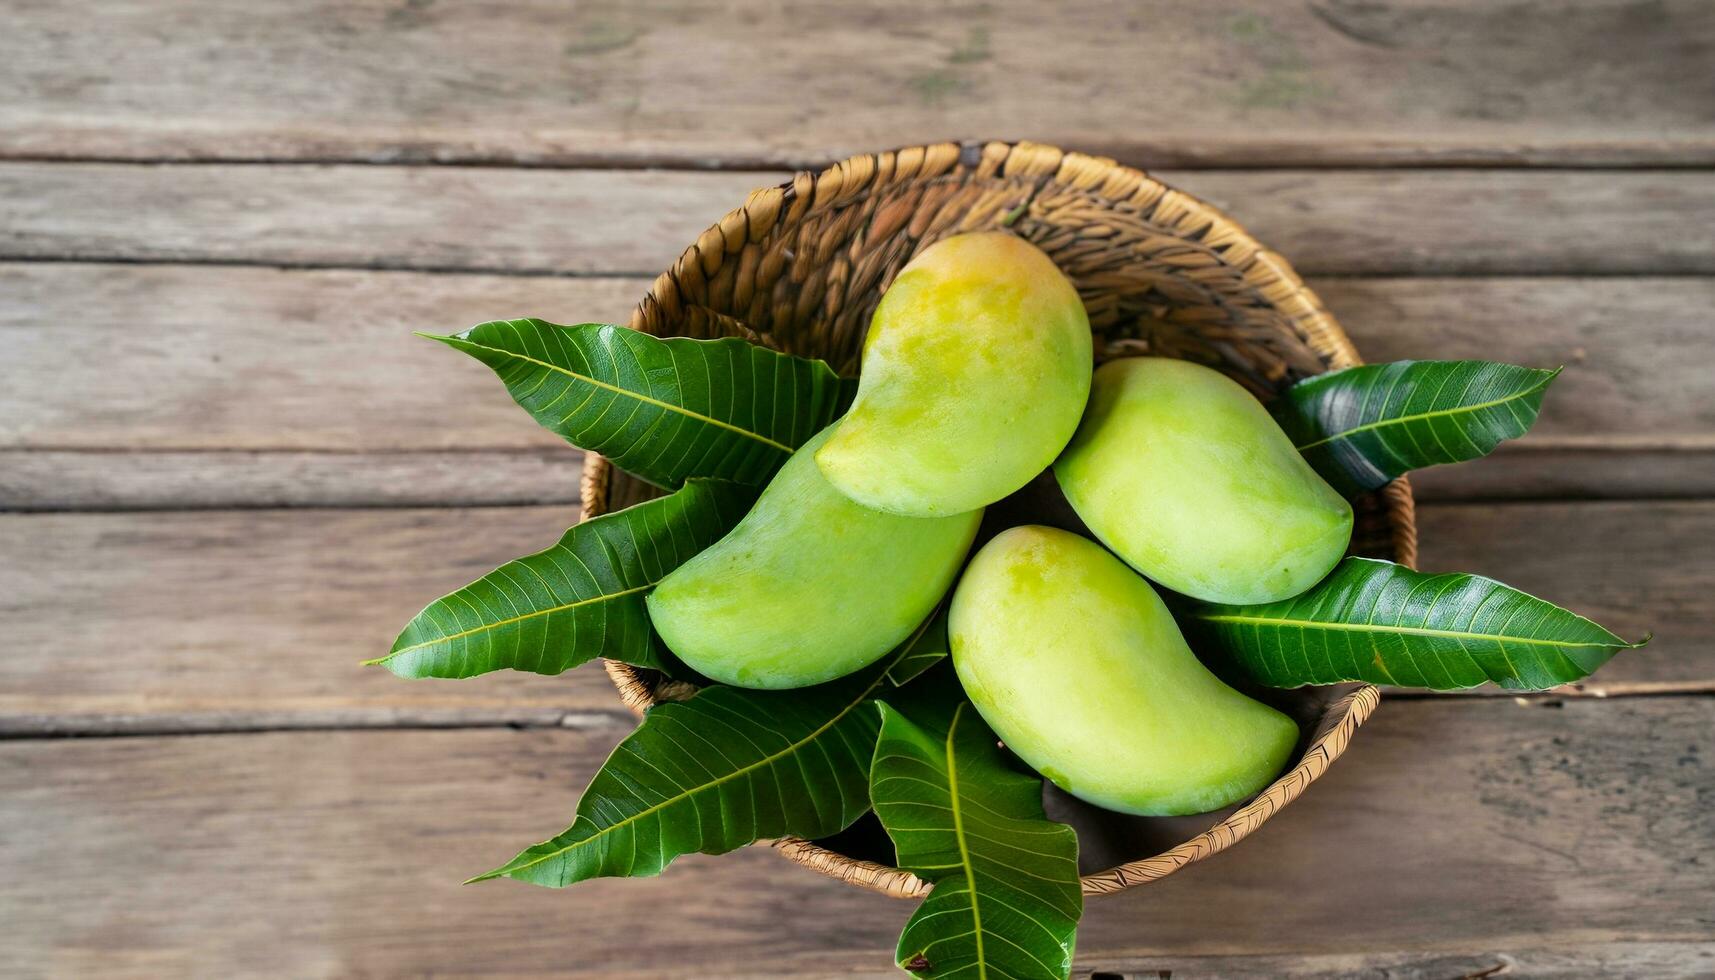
[3,3,1713,976]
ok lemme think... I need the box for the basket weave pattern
[583,140,1417,899]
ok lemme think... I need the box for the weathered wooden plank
[1415,501,1699,686]
[7,164,1715,275]
[1,499,1704,734]
[6,265,1709,507]
[1175,169,1715,276]
[0,164,776,276]
[5,1,1714,167]
[0,449,589,511]
[1079,944,1715,980]
[2,698,1710,976]
[0,506,631,735]
[1313,274,1715,501]
[0,264,619,454]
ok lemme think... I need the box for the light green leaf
[370,480,754,679]
[1187,557,1647,692]
[873,702,1082,979]
[427,319,855,489]
[1275,360,1559,495]
[471,659,895,887]
[887,608,951,687]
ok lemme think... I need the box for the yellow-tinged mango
[648,423,982,689]
[1054,358,1352,605]
[950,526,1298,816]
[815,232,1092,517]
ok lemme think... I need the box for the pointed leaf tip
[1277,359,1560,495]
[379,480,752,680]
[442,317,850,489]
[1191,557,1639,692]
[480,662,892,888]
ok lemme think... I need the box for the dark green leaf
[887,608,951,687]
[370,480,754,679]
[1187,557,1647,692]
[873,703,1082,979]
[426,319,855,489]
[471,659,896,887]
[1275,360,1559,494]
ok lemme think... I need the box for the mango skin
[816,232,1092,517]
[648,423,982,690]
[1054,358,1353,605]
[950,526,1298,816]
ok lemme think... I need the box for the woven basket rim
[584,139,1418,899]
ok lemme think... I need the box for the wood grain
[1,499,1704,735]
[2,698,1711,976]
[0,164,775,276]
[1079,944,1715,980]
[0,449,589,511]
[5,0,1714,168]
[1413,501,1704,686]
[0,506,629,735]
[0,264,619,454]
[5,265,1709,508]
[7,164,1715,275]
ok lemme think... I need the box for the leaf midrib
[481,669,885,881]
[944,703,986,979]
[434,332,795,454]
[1191,612,1625,649]
[1292,369,1555,452]
[367,583,652,666]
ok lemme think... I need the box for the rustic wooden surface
[3,0,1712,976]
[1,500,1706,737]
[6,0,1715,167]
[5,265,1710,506]
[4,700,1712,977]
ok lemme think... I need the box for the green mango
[815,232,1092,517]
[648,423,982,689]
[950,526,1298,816]
[1054,357,1353,605]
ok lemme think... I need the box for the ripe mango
[1054,358,1352,605]
[950,526,1298,816]
[815,232,1092,517]
[648,423,982,689]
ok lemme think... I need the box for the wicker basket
[582,140,1417,899]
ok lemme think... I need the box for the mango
[950,526,1298,816]
[1054,358,1352,605]
[815,232,1092,517]
[648,423,982,689]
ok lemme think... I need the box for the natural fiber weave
[586,140,1415,899]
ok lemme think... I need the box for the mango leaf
[1275,360,1559,495]
[470,658,896,887]
[1187,557,1647,692]
[370,480,754,679]
[887,608,951,687]
[872,702,1082,979]
[426,319,855,489]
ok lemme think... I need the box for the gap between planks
[10,152,1715,172]
[6,445,1713,512]
[4,686,1714,741]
